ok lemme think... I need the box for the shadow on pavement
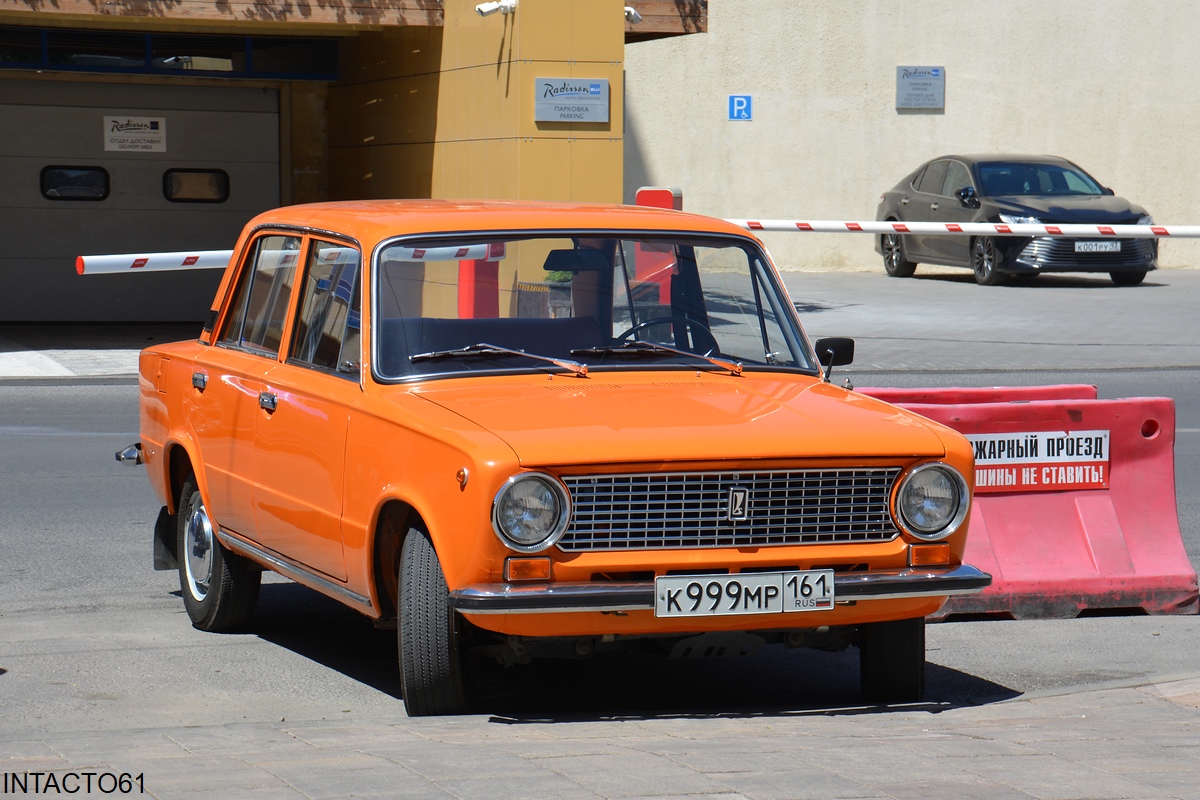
[909,272,1166,289]
[246,582,1020,721]
[0,323,202,351]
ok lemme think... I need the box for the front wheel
[1110,270,1147,286]
[859,617,926,703]
[177,478,260,632]
[881,233,917,277]
[971,237,1006,286]
[398,527,466,716]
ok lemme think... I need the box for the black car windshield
[373,233,816,380]
[977,161,1105,197]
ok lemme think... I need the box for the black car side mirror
[956,186,981,208]
[1102,186,1115,196]
[814,337,854,383]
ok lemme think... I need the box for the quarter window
[219,235,302,356]
[290,240,362,375]
[164,169,229,203]
[41,166,109,200]
[916,161,948,194]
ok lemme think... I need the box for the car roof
[246,199,752,247]
[927,154,1077,167]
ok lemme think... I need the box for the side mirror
[957,186,981,208]
[1102,186,1115,196]
[814,337,854,383]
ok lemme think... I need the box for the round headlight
[895,463,969,540]
[492,473,571,552]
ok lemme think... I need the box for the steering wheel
[616,316,718,353]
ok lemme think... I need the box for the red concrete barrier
[862,384,1097,405]
[859,389,1199,620]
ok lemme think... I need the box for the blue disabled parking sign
[728,95,752,121]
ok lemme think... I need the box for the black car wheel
[1110,270,1147,286]
[971,237,1006,286]
[177,478,260,632]
[398,527,467,716]
[881,232,917,277]
[859,617,926,703]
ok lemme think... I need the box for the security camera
[624,6,642,23]
[476,0,516,16]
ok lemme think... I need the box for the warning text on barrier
[966,430,1110,493]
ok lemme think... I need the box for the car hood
[991,195,1148,223]
[411,375,948,467]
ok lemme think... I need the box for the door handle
[900,197,910,205]
[930,202,940,211]
[258,391,278,413]
[191,372,207,392]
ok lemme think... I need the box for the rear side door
[906,160,948,257]
[252,238,363,582]
[190,233,303,537]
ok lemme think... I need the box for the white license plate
[654,570,835,618]
[1075,241,1121,253]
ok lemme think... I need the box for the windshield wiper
[571,341,742,376]
[410,342,588,376]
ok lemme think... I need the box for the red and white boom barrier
[725,219,1194,238]
[76,250,234,275]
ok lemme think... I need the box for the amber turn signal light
[504,557,551,581]
[908,543,951,567]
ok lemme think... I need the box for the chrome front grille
[559,469,900,551]
[1018,237,1156,269]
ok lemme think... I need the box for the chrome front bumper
[448,564,992,615]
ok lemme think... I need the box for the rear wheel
[971,237,1005,285]
[177,478,260,632]
[881,233,917,277]
[398,527,466,716]
[859,617,926,703]
[1110,270,1147,286]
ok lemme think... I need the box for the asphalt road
[1,268,1198,798]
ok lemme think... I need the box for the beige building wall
[329,0,626,204]
[624,1,1200,271]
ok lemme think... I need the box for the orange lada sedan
[121,199,990,716]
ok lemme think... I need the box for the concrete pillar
[432,0,625,202]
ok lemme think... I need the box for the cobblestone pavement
[2,678,1199,799]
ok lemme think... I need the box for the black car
[875,155,1156,285]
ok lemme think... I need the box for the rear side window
[41,166,109,200]
[219,235,302,356]
[916,161,948,194]
[163,169,229,203]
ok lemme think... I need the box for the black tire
[881,232,917,277]
[971,237,1006,286]
[398,527,466,716]
[859,617,926,703]
[1110,270,1147,286]
[177,478,260,632]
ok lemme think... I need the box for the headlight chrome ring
[893,462,970,541]
[491,472,572,553]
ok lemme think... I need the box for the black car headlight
[894,463,970,541]
[492,473,571,552]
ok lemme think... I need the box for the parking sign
[728,95,752,121]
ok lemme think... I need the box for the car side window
[941,161,973,197]
[289,240,362,376]
[219,234,302,356]
[916,161,948,194]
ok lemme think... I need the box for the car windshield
[373,233,817,380]
[976,161,1105,197]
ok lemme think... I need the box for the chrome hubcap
[183,494,214,602]
[974,240,994,277]
[884,235,901,268]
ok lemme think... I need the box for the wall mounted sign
[895,66,945,110]
[728,95,753,121]
[534,78,610,123]
[104,116,167,152]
